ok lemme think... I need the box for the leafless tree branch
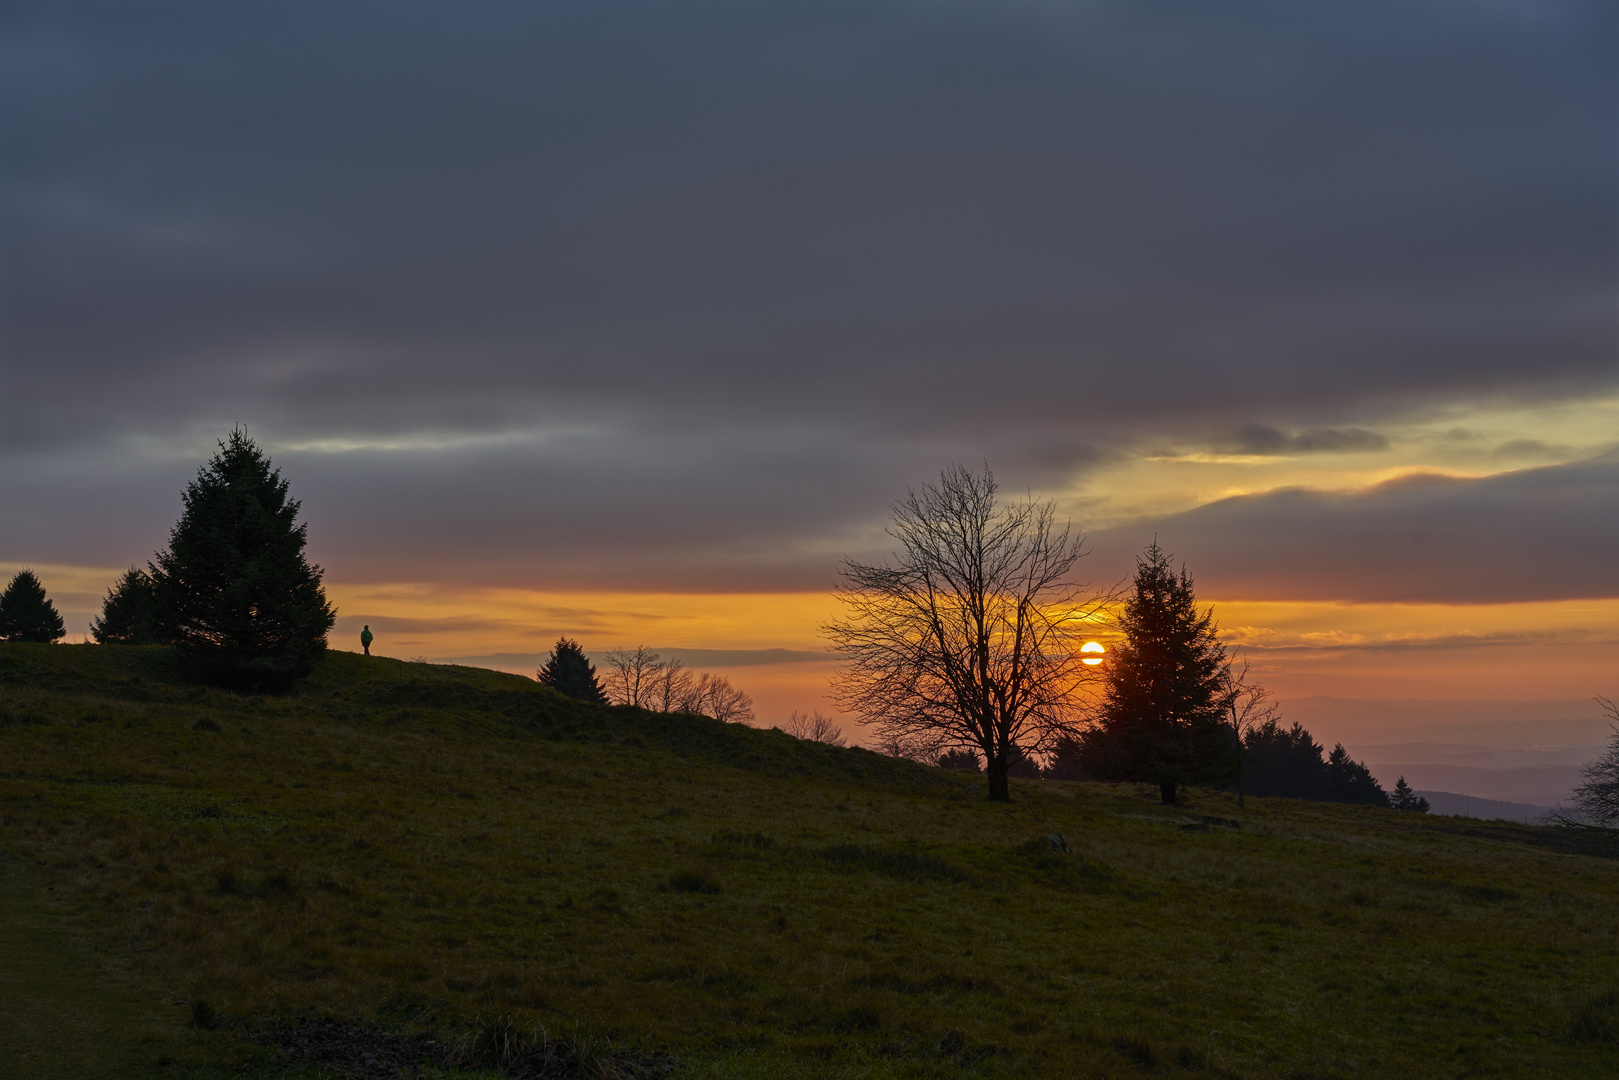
[823,463,1112,800]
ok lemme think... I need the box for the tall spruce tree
[0,570,66,643]
[1078,542,1239,804]
[150,429,336,691]
[537,637,608,704]
[91,567,168,645]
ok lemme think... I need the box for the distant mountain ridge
[1415,791,1552,825]
[1279,695,1612,812]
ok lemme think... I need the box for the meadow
[1,643,1616,1079]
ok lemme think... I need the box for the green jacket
[360,628,373,646]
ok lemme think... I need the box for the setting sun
[1081,641,1105,665]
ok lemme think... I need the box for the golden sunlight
[1081,641,1105,665]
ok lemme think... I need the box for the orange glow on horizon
[11,561,1617,714]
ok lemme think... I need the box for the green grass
[2,642,1617,1078]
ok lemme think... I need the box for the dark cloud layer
[2,0,1615,598]
[1105,453,1619,604]
[1225,424,1391,456]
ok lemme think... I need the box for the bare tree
[645,658,696,714]
[780,709,847,747]
[1220,657,1280,808]
[1567,696,1619,827]
[824,463,1110,801]
[689,672,755,724]
[602,645,662,708]
[604,645,756,722]
[872,729,943,762]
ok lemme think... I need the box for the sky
[3,0,1616,743]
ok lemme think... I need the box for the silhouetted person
[360,625,373,656]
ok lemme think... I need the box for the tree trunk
[1159,780,1177,805]
[986,757,1011,801]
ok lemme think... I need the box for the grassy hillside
[2,643,1616,1079]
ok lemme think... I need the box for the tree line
[536,638,755,723]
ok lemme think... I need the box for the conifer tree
[0,570,66,643]
[1238,716,1391,807]
[537,637,608,704]
[91,567,168,645]
[1078,542,1239,804]
[150,429,336,690]
[1389,775,1429,813]
[1325,744,1390,806]
[1241,718,1328,799]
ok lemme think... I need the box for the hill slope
[2,644,1617,1078]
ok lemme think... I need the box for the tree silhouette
[1239,716,1389,807]
[601,645,756,721]
[537,637,608,704]
[91,567,168,645]
[1324,744,1389,806]
[1220,658,1279,807]
[1077,542,1238,804]
[603,645,662,708]
[150,429,336,691]
[1242,718,1327,799]
[825,464,1108,801]
[781,709,846,746]
[686,673,755,723]
[1569,697,1619,826]
[1389,776,1430,813]
[936,748,981,772]
[0,570,66,643]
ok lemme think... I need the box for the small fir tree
[537,637,608,704]
[0,570,66,643]
[91,567,168,645]
[150,429,336,691]
[1078,542,1239,803]
[1389,776,1430,813]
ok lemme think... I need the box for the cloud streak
[1106,453,1619,603]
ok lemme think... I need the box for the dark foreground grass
[2,643,1617,1078]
